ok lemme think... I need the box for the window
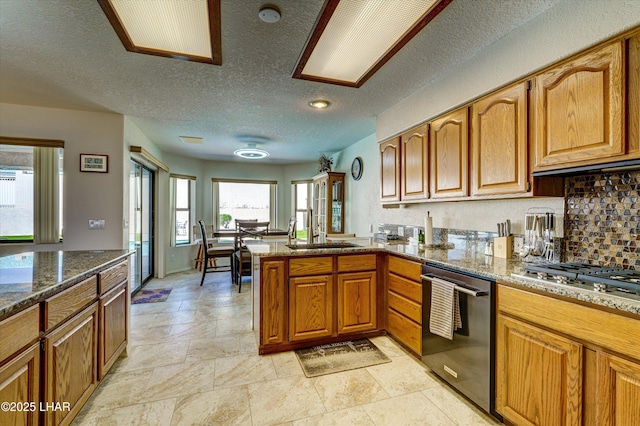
[292,180,312,239]
[212,179,276,229]
[170,174,195,245]
[0,138,64,243]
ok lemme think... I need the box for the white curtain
[33,147,60,244]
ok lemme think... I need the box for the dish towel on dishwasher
[429,277,462,340]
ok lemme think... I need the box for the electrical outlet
[88,219,105,230]
[397,226,404,237]
[514,236,524,254]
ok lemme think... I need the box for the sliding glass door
[129,161,154,292]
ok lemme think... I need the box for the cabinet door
[337,271,376,334]
[430,107,469,198]
[289,275,333,341]
[380,137,401,203]
[98,281,128,380]
[534,41,624,170]
[401,124,429,201]
[0,343,39,426]
[327,173,345,234]
[496,314,583,426]
[596,352,640,425]
[261,260,286,345]
[471,82,528,196]
[44,302,98,426]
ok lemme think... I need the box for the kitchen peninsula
[0,250,132,426]
[248,235,640,424]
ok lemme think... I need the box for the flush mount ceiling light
[179,136,203,144]
[293,0,451,88]
[234,143,270,159]
[259,5,281,23]
[309,100,330,109]
[97,0,222,65]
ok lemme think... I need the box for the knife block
[493,236,513,259]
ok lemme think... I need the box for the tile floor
[73,269,501,425]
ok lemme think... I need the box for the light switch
[89,219,105,230]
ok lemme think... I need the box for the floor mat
[295,338,391,378]
[131,288,172,304]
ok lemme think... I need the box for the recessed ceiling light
[234,143,270,159]
[97,0,222,65]
[309,100,330,109]
[180,136,203,144]
[293,0,451,87]
[259,5,281,23]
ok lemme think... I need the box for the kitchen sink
[286,242,361,250]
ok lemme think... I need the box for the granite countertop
[247,240,640,316]
[0,250,133,321]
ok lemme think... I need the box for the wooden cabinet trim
[44,275,98,331]
[0,304,40,363]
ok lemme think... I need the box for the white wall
[0,103,125,256]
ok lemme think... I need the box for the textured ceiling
[0,0,561,164]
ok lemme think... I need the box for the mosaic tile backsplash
[565,170,639,270]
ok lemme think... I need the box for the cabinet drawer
[289,256,333,276]
[0,304,40,362]
[337,254,377,272]
[388,273,422,303]
[99,260,128,295]
[45,275,98,331]
[388,291,421,324]
[387,308,421,354]
[388,256,422,282]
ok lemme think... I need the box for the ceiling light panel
[294,0,449,87]
[99,0,221,64]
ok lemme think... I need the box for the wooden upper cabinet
[379,137,401,203]
[471,82,528,196]
[401,124,429,201]
[534,41,625,170]
[430,107,469,198]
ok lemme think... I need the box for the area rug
[132,288,172,304]
[294,338,391,378]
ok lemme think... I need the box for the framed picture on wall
[80,154,108,173]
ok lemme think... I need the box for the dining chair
[198,220,234,286]
[233,220,269,292]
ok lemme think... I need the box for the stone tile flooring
[73,269,501,425]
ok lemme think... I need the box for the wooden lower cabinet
[289,275,334,341]
[337,271,376,334]
[261,260,286,345]
[597,353,640,425]
[496,314,583,425]
[0,343,40,426]
[98,282,128,380]
[386,255,422,356]
[43,302,98,426]
[496,284,640,425]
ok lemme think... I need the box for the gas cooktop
[513,262,640,296]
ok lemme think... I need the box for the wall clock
[351,157,363,181]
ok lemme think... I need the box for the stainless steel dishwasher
[421,264,500,420]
